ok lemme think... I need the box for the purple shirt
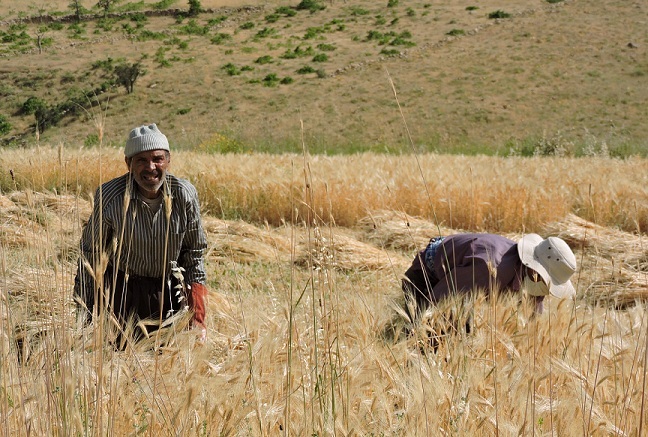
[407,233,528,303]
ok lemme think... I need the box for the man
[74,123,208,341]
[402,233,577,323]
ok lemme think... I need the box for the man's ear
[125,156,131,170]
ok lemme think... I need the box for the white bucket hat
[518,233,577,298]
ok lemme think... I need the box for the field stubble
[0,147,647,435]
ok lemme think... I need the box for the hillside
[0,0,647,155]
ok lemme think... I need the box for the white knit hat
[124,123,170,158]
[518,233,577,298]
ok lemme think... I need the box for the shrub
[157,55,172,67]
[379,48,400,56]
[130,12,147,24]
[221,63,241,76]
[280,77,294,85]
[349,6,369,16]
[47,22,64,31]
[265,14,280,23]
[91,57,115,72]
[312,53,328,62]
[296,65,316,74]
[21,97,47,115]
[529,132,573,157]
[60,72,76,84]
[367,30,415,47]
[446,29,465,36]
[0,115,11,136]
[207,16,227,26]
[164,36,182,46]
[153,0,175,9]
[254,27,277,39]
[262,73,279,87]
[280,50,297,59]
[329,19,346,31]
[240,21,255,30]
[67,22,86,38]
[211,33,232,45]
[317,43,336,51]
[303,26,327,39]
[137,30,167,41]
[387,0,399,7]
[84,133,99,147]
[0,82,14,98]
[96,18,115,31]
[366,30,392,44]
[179,19,208,35]
[275,6,297,17]
[390,36,415,47]
[296,0,326,13]
[255,55,273,64]
[466,6,479,11]
[121,23,137,36]
[488,10,511,19]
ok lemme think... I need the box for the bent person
[74,123,208,341]
[402,233,577,330]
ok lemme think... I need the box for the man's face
[125,149,170,198]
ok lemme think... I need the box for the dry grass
[1,147,647,435]
[2,147,647,233]
[544,214,648,308]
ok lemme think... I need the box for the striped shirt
[74,173,207,308]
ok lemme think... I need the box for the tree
[21,96,47,116]
[35,27,47,54]
[68,0,83,21]
[188,0,202,17]
[96,0,121,18]
[114,62,143,94]
[35,105,61,134]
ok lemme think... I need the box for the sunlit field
[1,146,647,435]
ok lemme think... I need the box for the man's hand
[188,282,208,341]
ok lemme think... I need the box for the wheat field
[0,145,647,435]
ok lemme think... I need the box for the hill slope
[0,0,646,154]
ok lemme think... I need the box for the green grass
[0,0,646,157]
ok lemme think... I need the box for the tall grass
[1,147,647,233]
[0,146,647,435]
